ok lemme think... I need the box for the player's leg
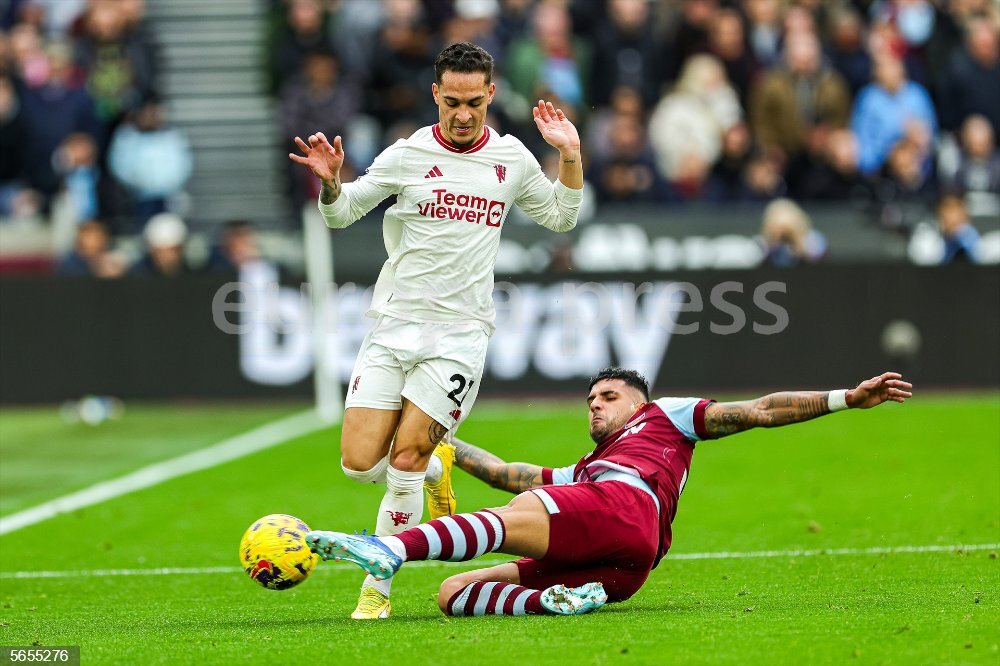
[309,491,549,568]
[403,322,489,519]
[340,320,406,485]
[435,562,607,617]
[308,492,613,616]
[340,321,406,618]
[339,407,397,482]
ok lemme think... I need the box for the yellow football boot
[351,586,391,620]
[424,441,457,519]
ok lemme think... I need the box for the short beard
[589,421,616,444]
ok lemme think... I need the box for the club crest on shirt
[494,164,507,183]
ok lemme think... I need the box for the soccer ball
[239,514,319,590]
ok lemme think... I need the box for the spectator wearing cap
[129,212,190,277]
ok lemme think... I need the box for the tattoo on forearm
[320,178,341,205]
[453,441,543,494]
[705,392,831,438]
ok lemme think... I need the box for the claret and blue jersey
[540,397,716,563]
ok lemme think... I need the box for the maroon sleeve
[541,468,554,485]
[693,399,716,440]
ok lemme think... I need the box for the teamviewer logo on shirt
[417,188,506,227]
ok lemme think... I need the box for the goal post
[302,204,342,424]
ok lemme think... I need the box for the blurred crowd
[269,0,999,263]
[0,0,195,263]
[2,0,998,276]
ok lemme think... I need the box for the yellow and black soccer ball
[239,514,319,590]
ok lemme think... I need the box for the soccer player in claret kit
[287,42,583,618]
[306,368,912,617]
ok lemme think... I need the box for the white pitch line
[666,542,1000,560]
[0,405,562,538]
[1,543,996,580]
[0,410,325,536]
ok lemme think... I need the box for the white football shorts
[345,315,488,431]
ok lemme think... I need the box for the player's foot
[351,586,391,620]
[306,531,402,580]
[539,583,608,615]
[424,441,457,519]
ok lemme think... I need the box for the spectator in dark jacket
[941,17,1000,132]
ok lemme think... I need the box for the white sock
[380,535,407,560]
[425,454,443,484]
[361,465,425,596]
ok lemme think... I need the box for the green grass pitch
[0,395,997,665]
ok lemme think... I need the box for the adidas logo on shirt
[424,166,444,179]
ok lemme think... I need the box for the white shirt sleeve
[513,147,582,233]
[653,397,705,441]
[318,140,405,229]
[549,465,576,485]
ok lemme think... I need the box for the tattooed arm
[703,372,913,438]
[452,437,544,494]
[319,177,341,205]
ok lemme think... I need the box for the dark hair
[434,42,494,84]
[588,368,649,401]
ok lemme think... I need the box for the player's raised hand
[847,372,913,409]
[288,132,344,185]
[532,100,580,154]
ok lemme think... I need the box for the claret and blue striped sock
[380,510,505,562]
[445,581,545,616]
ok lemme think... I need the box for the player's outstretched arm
[287,131,345,204]
[452,437,544,494]
[703,371,913,438]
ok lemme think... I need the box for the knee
[389,445,431,473]
[437,573,474,614]
[340,455,387,484]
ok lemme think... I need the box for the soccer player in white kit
[288,42,584,619]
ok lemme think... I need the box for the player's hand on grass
[289,131,344,187]
[847,372,913,409]
[533,100,580,155]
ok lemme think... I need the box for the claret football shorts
[516,480,661,602]
[345,315,488,431]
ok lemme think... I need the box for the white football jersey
[318,124,582,334]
